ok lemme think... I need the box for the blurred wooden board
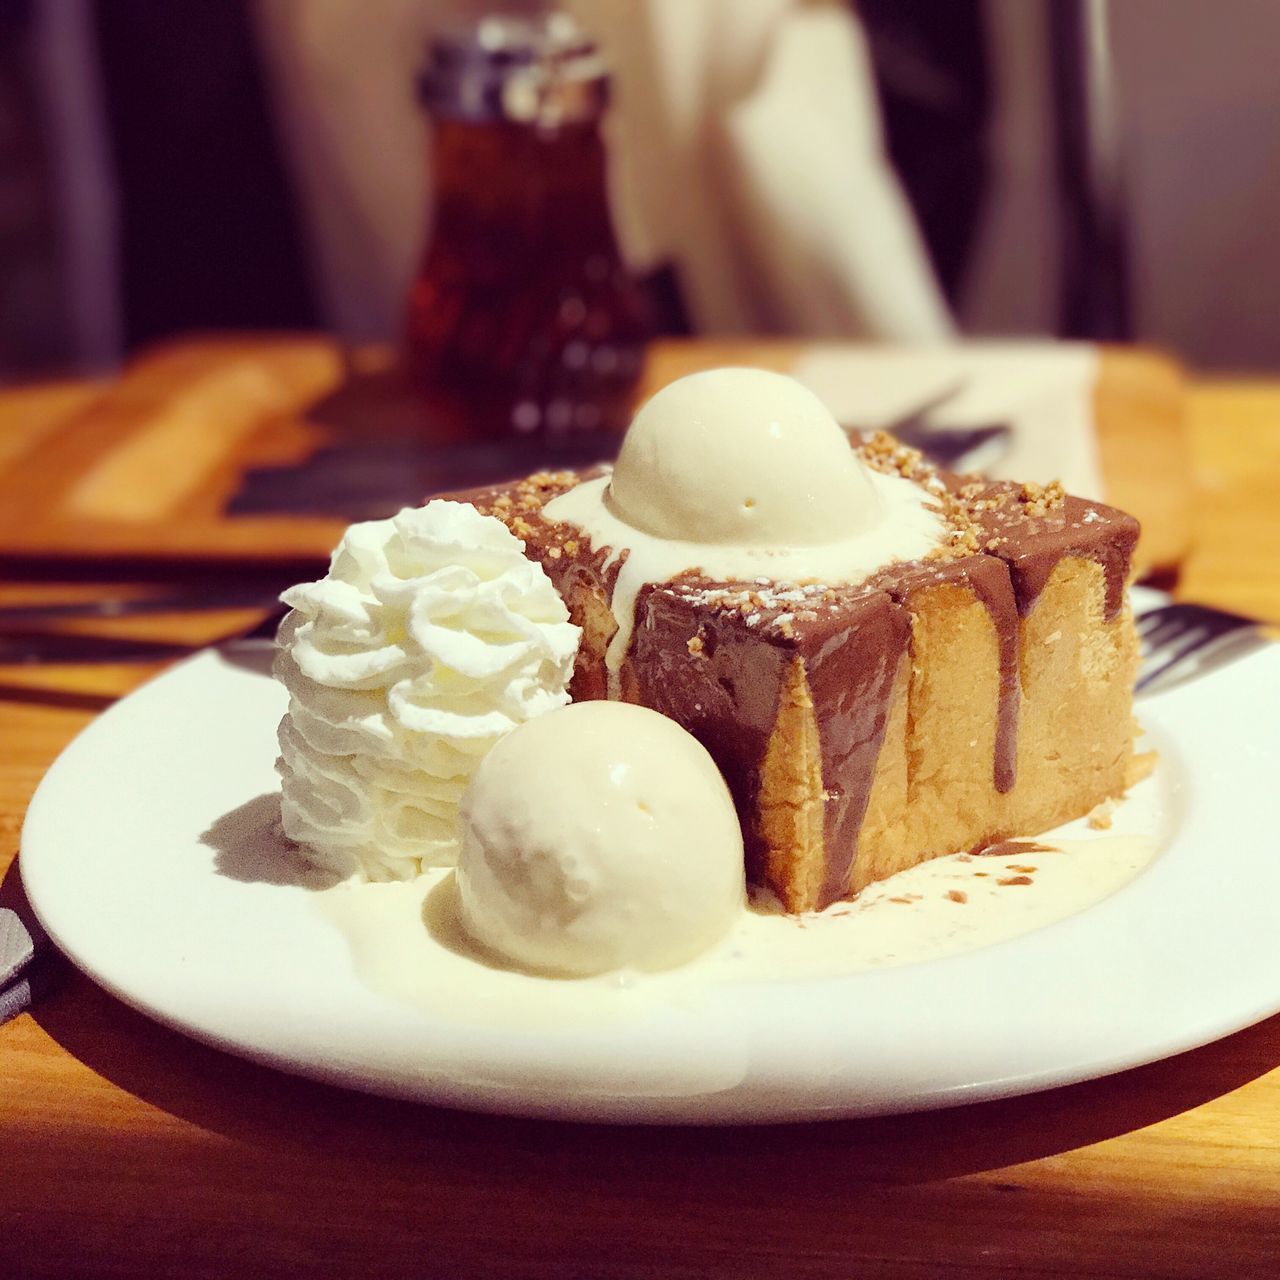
[642,341,1192,577]
[0,335,1190,574]
[1179,380,1280,621]
[0,336,350,565]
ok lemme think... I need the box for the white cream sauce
[315,767,1169,1031]
[541,467,943,681]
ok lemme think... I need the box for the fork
[1136,602,1271,693]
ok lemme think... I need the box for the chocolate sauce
[874,555,1021,795]
[964,560,1022,793]
[440,457,1139,913]
[971,838,1056,858]
[803,596,910,906]
[626,584,913,906]
[628,588,793,884]
[977,493,1140,621]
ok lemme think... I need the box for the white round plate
[20,642,1280,1124]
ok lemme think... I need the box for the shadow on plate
[200,792,340,890]
[420,872,564,973]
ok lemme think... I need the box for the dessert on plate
[277,365,1140,927]
[446,368,1140,912]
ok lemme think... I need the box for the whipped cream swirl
[275,501,580,881]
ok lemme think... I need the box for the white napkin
[792,344,1103,499]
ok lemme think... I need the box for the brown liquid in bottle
[406,16,651,447]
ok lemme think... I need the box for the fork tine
[881,379,968,434]
[1137,625,1260,691]
[1136,631,1219,691]
[1141,611,1198,650]
[1138,615,1213,655]
[1134,605,1180,636]
[1134,600,1264,692]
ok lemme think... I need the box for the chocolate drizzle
[438,450,1140,913]
[626,584,912,905]
[628,586,790,883]
[802,595,910,907]
[972,492,1140,622]
[964,561,1021,794]
[971,837,1056,858]
[874,555,1021,796]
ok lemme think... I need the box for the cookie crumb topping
[450,435,1113,640]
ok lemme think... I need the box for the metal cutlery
[0,905,51,1026]
[0,608,286,664]
[1136,601,1271,693]
[0,632,206,665]
[0,589,286,626]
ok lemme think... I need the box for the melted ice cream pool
[314,764,1169,1031]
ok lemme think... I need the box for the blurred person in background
[0,0,972,378]
[253,0,962,344]
[5,0,1280,379]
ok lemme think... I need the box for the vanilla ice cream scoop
[543,367,945,690]
[456,702,745,976]
[607,367,880,546]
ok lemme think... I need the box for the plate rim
[18,642,1280,1125]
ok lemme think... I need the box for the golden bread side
[449,452,1141,914]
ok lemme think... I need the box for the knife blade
[0,907,35,987]
[0,906,54,1026]
[0,590,286,625]
[0,632,203,664]
[0,969,47,1025]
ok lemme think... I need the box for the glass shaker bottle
[406,12,652,446]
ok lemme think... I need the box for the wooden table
[2,347,1279,1279]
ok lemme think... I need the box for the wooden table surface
[2,346,1279,1279]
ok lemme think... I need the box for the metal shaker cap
[418,11,609,125]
